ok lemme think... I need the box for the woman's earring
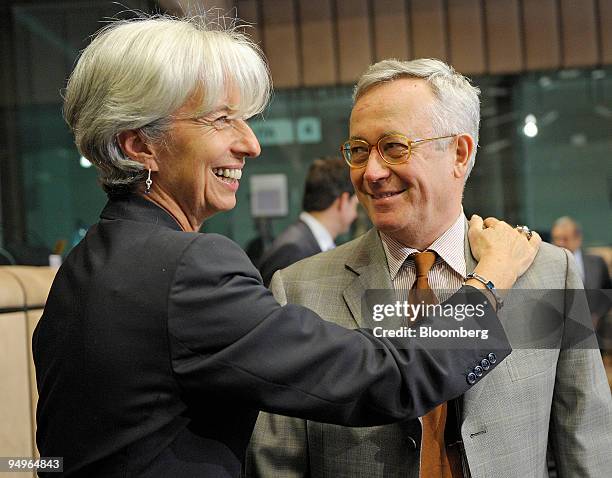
[145,168,152,194]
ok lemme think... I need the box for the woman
[33,15,540,478]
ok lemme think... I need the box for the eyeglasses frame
[340,133,460,169]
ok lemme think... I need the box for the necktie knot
[412,250,437,280]
[409,251,438,302]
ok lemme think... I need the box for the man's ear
[453,133,474,179]
[117,130,160,172]
[336,192,350,210]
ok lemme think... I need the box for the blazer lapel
[342,229,393,328]
[463,217,477,276]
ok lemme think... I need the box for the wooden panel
[410,0,447,61]
[9,266,56,307]
[372,0,410,61]
[209,0,234,12]
[336,0,372,84]
[0,312,34,460]
[0,268,24,308]
[522,0,561,70]
[599,0,612,64]
[299,0,336,85]
[237,0,262,46]
[560,0,598,67]
[447,0,485,74]
[484,0,523,73]
[261,0,300,88]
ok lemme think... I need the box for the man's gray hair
[64,14,271,196]
[354,58,480,178]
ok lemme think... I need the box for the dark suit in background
[258,157,358,287]
[258,220,320,287]
[583,252,612,348]
[583,252,612,291]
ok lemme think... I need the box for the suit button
[474,366,484,377]
[467,372,477,385]
[488,353,497,364]
[480,358,491,370]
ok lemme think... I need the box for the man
[551,216,612,348]
[247,59,612,477]
[551,216,611,292]
[258,157,359,286]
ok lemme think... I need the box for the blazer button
[488,353,497,364]
[467,372,477,385]
[480,358,491,370]
[474,366,484,377]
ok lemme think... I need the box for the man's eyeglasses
[340,133,458,169]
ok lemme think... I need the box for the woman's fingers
[483,216,502,228]
[469,214,484,230]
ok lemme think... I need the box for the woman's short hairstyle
[353,58,480,179]
[64,14,271,196]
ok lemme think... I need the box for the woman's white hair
[354,58,480,179]
[64,14,271,196]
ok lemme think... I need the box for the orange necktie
[410,251,463,478]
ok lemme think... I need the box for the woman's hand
[468,215,542,290]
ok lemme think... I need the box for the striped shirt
[380,213,467,301]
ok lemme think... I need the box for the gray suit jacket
[247,227,612,478]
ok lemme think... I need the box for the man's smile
[368,189,407,200]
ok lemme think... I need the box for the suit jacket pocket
[505,349,558,382]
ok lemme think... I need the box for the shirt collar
[380,212,467,280]
[572,249,586,280]
[299,212,335,252]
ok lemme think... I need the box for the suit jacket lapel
[343,229,393,328]
[464,217,477,276]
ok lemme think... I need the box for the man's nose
[363,149,391,183]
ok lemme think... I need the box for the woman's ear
[117,130,160,171]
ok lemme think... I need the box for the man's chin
[371,220,405,236]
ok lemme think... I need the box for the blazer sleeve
[549,249,612,477]
[167,233,511,425]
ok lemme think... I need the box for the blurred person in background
[258,157,358,286]
[551,216,611,292]
[551,216,611,348]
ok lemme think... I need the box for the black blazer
[258,220,321,287]
[583,253,612,291]
[33,195,510,477]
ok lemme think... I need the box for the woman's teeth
[212,168,242,181]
